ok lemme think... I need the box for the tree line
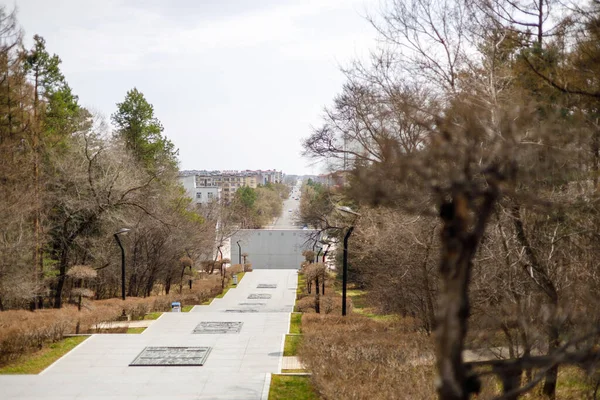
[302,0,600,398]
[231,182,290,229]
[0,8,218,310]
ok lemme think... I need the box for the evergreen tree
[111,88,177,172]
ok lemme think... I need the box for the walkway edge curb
[261,372,272,400]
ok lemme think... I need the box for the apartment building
[315,171,347,189]
[179,169,283,204]
[179,172,221,204]
[257,169,283,185]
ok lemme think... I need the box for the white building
[179,174,221,204]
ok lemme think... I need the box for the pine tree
[111,88,177,173]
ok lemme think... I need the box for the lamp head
[336,205,361,217]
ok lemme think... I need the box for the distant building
[257,169,283,185]
[179,172,221,204]
[316,171,347,189]
[178,169,284,204]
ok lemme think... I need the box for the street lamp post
[336,206,361,317]
[236,240,242,265]
[113,228,131,301]
[342,226,354,316]
[321,240,331,295]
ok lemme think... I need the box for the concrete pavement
[1,269,298,400]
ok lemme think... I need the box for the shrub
[0,275,223,366]
[296,296,316,313]
[296,295,352,314]
[227,264,244,274]
[299,313,435,400]
[244,263,253,272]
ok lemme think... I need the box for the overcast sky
[5,0,380,175]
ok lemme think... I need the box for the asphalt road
[267,182,302,229]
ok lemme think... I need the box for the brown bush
[296,296,316,313]
[227,264,244,274]
[0,307,78,365]
[299,313,435,400]
[0,275,223,366]
[243,263,252,272]
[296,295,352,314]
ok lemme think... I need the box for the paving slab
[1,269,298,400]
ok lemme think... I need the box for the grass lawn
[143,312,163,320]
[284,335,302,356]
[182,305,194,312]
[126,327,146,334]
[269,375,319,400]
[339,289,397,321]
[281,369,307,373]
[296,273,306,296]
[0,336,88,374]
[289,313,302,334]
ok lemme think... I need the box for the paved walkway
[281,356,304,370]
[1,269,298,400]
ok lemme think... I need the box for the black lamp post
[320,239,331,295]
[341,227,354,316]
[113,228,131,301]
[336,206,360,317]
[236,240,242,265]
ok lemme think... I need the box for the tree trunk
[592,120,599,191]
[179,266,186,294]
[422,225,437,335]
[165,277,171,295]
[54,247,69,308]
[145,277,154,297]
[128,273,138,297]
[315,276,320,313]
[509,203,560,398]
[541,322,560,399]
[435,189,497,400]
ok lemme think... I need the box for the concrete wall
[231,229,318,269]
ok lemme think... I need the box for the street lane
[267,181,303,229]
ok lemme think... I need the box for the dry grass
[473,365,598,399]
[295,295,352,315]
[299,313,435,400]
[0,275,222,366]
